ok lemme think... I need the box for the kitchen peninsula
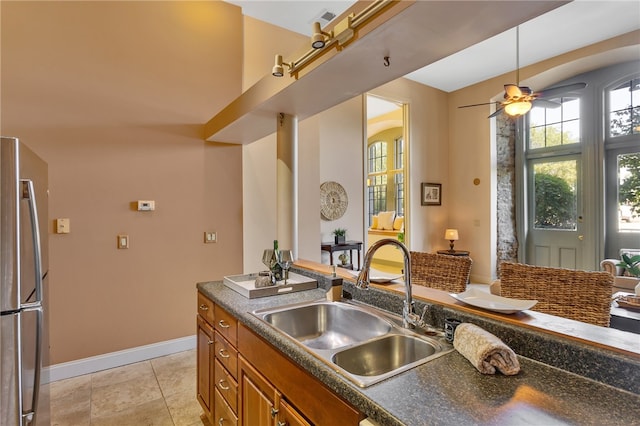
[197,261,640,425]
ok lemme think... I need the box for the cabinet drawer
[214,358,238,414]
[214,305,238,346]
[197,292,214,325]
[214,331,238,380]
[214,388,238,426]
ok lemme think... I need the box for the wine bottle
[271,239,283,281]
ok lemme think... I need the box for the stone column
[496,114,518,273]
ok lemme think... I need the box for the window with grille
[608,78,640,137]
[528,97,581,149]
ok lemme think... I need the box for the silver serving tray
[223,272,317,299]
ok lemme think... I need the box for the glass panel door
[526,156,583,268]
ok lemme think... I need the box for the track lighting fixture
[272,54,292,77]
[311,22,333,49]
[271,0,394,78]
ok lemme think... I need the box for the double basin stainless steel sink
[252,300,453,387]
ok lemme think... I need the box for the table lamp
[444,229,459,252]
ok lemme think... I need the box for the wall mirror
[364,94,407,274]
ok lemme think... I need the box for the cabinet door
[277,399,311,426]
[239,357,276,426]
[197,315,214,421]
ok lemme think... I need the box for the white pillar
[276,113,298,254]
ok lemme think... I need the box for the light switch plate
[204,232,217,243]
[56,218,70,234]
[117,234,129,249]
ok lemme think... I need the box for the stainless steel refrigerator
[0,137,49,425]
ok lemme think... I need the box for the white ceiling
[226,0,640,92]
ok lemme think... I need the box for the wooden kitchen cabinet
[278,399,311,426]
[197,291,214,324]
[238,324,362,425]
[215,304,238,347]
[196,299,214,423]
[239,357,277,426]
[214,358,238,414]
[198,292,241,425]
[215,388,238,426]
[197,291,363,426]
[239,356,310,426]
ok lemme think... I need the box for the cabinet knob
[218,379,230,390]
[218,320,230,329]
[218,418,224,426]
[218,349,230,359]
[277,422,286,426]
[271,407,279,418]
[207,340,213,345]
[199,304,209,311]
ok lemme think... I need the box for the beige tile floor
[50,349,207,426]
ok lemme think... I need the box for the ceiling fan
[459,26,587,118]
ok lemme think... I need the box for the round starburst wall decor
[320,181,348,221]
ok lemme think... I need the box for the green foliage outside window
[619,153,640,216]
[534,173,577,230]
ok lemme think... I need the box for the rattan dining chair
[498,262,613,327]
[410,251,472,293]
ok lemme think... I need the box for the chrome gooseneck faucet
[356,238,426,329]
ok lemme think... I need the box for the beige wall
[1,1,245,364]
[318,97,365,252]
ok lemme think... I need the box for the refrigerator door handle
[20,306,42,425]
[19,179,43,425]
[19,179,43,308]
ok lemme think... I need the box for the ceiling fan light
[504,101,532,116]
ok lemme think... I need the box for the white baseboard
[44,335,196,384]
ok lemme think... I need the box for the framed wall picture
[421,182,441,206]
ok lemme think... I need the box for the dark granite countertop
[197,280,640,426]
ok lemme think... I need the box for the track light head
[311,34,326,49]
[272,54,291,77]
[272,54,284,77]
[311,22,332,49]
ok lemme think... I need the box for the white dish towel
[453,323,520,375]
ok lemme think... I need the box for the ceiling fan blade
[504,84,522,98]
[458,102,499,109]
[535,82,587,99]
[519,86,533,96]
[532,99,561,109]
[488,107,504,118]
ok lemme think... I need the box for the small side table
[321,240,363,270]
[437,249,470,257]
[611,292,640,334]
